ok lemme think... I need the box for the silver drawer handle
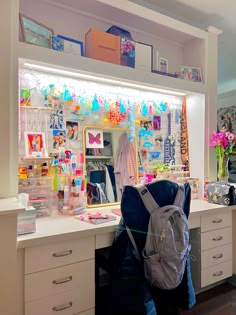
[212,236,223,241]
[212,219,223,223]
[213,271,223,277]
[52,250,72,258]
[52,276,72,285]
[52,301,72,311]
[213,254,223,259]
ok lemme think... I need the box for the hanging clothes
[115,132,136,199]
[104,165,115,203]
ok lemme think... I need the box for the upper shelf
[17,42,205,95]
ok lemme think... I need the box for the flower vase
[217,156,229,183]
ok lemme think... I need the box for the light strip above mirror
[23,62,186,97]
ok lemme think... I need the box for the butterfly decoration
[86,129,104,148]
[88,132,101,144]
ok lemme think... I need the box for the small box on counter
[135,41,153,72]
[17,206,36,235]
[85,28,120,65]
[51,35,84,56]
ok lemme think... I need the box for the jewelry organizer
[18,67,199,216]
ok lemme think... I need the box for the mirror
[83,126,138,207]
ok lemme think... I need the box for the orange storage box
[85,28,120,65]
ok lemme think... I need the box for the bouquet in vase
[210,129,236,181]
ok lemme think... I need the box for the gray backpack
[126,184,191,290]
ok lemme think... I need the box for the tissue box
[85,28,120,65]
[17,206,36,235]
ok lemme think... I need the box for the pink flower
[221,138,228,148]
[209,140,218,147]
[227,133,234,140]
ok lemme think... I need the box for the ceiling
[131,0,236,95]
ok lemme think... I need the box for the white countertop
[0,198,25,216]
[17,200,236,249]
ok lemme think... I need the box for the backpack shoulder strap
[173,184,185,208]
[135,184,160,214]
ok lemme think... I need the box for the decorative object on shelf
[85,28,120,65]
[152,70,178,78]
[180,66,202,82]
[106,25,134,40]
[120,38,135,68]
[51,35,64,51]
[135,42,153,72]
[106,25,135,68]
[56,35,84,56]
[159,57,168,73]
[210,129,236,182]
[19,14,54,48]
[24,132,46,157]
[206,182,235,206]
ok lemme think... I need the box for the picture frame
[19,14,54,48]
[159,57,168,73]
[191,67,202,82]
[56,35,84,56]
[180,66,202,82]
[24,132,46,157]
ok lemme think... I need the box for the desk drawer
[201,260,232,287]
[201,227,232,251]
[201,211,232,232]
[25,260,94,302]
[201,244,232,269]
[188,216,200,229]
[25,237,94,274]
[95,232,114,249]
[25,288,95,315]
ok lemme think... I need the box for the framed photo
[24,132,46,157]
[159,57,168,73]
[180,66,202,82]
[19,14,54,48]
[191,67,202,82]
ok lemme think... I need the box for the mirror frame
[83,125,139,208]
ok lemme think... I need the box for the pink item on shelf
[111,208,121,216]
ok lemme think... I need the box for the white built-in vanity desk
[16,200,236,315]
